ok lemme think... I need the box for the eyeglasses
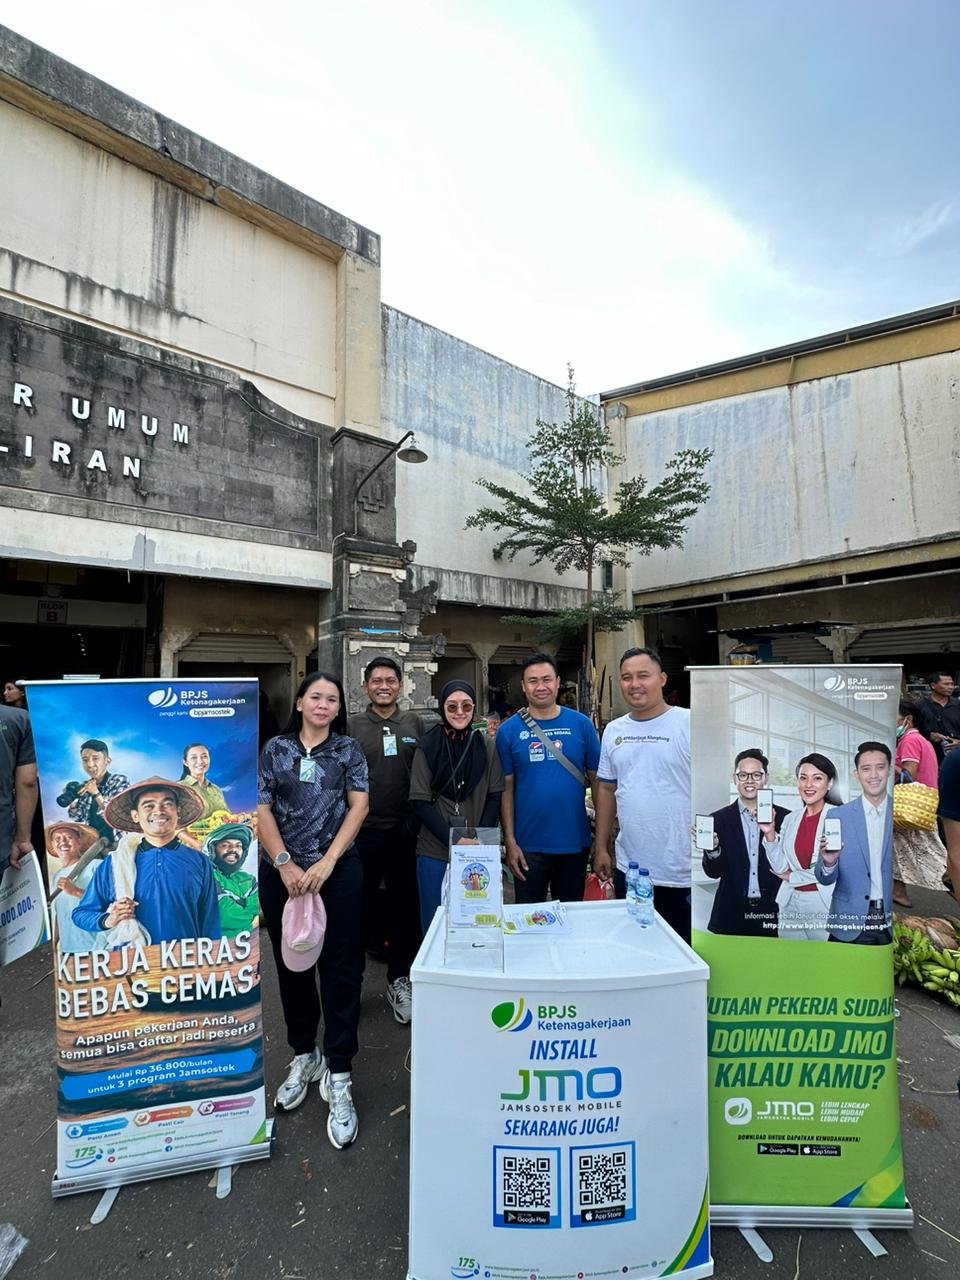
[734,771,766,782]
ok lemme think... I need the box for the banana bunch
[893,925,934,986]
[894,922,960,1007]
[920,946,960,1007]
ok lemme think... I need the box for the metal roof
[602,299,960,400]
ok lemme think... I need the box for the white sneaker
[319,1069,358,1148]
[274,1049,325,1112]
[386,976,413,1025]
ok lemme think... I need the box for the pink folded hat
[281,893,327,971]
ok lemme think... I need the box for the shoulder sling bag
[518,709,586,788]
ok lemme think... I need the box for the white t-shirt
[597,706,691,887]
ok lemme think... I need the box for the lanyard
[443,735,473,815]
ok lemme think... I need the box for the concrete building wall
[0,98,339,423]
[622,349,960,597]
[383,306,589,608]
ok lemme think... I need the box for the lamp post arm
[353,431,414,532]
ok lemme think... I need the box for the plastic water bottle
[625,861,640,920]
[635,866,655,929]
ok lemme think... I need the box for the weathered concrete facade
[383,306,597,706]
[0,25,592,714]
[0,25,429,711]
[603,306,960,687]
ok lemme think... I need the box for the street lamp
[353,430,428,535]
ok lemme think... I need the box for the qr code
[493,1146,559,1227]
[571,1143,635,1226]
[503,1154,552,1208]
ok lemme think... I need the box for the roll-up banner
[25,679,270,1196]
[689,665,912,1228]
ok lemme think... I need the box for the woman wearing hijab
[409,679,505,932]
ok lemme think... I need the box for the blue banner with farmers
[26,678,268,1195]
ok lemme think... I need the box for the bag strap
[518,709,586,788]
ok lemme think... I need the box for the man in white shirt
[816,741,893,944]
[593,647,691,942]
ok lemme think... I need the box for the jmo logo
[500,1067,622,1102]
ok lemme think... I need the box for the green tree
[465,369,712,715]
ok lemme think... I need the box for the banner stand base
[716,1202,912,1263]
[853,1228,887,1257]
[51,1123,273,1202]
[738,1228,773,1263]
[90,1186,120,1225]
[711,1202,913,1230]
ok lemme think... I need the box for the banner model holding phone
[690,665,911,1250]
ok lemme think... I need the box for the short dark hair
[929,670,954,685]
[80,738,109,754]
[795,752,837,782]
[619,646,663,671]
[854,740,892,767]
[898,697,921,718]
[363,656,402,683]
[734,748,768,772]
[521,652,558,677]
[285,672,348,737]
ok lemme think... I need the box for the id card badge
[299,757,317,783]
[382,731,398,758]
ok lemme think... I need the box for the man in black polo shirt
[913,671,960,764]
[348,657,425,1025]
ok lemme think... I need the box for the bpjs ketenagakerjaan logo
[147,686,179,708]
[490,999,533,1032]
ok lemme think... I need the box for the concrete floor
[0,886,957,1280]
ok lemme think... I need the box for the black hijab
[419,680,488,803]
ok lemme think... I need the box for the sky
[2,0,958,393]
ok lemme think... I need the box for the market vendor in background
[203,821,259,937]
[893,697,946,908]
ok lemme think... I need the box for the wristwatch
[273,850,292,868]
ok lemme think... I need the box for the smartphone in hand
[756,789,774,825]
[695,815,715,851]
[824,817,842,852]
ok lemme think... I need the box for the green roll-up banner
[689,664,912,1228]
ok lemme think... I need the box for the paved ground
[1,888,958,1280]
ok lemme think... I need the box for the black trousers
[354,823,422,982]
[514,850,589,904]
[259,853,364,1074]
[613,869,691,945]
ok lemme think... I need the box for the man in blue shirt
[497,654,600,903]
[73,777,221,945]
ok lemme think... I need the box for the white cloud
[0,0,838,389]
[875,198,958,258]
